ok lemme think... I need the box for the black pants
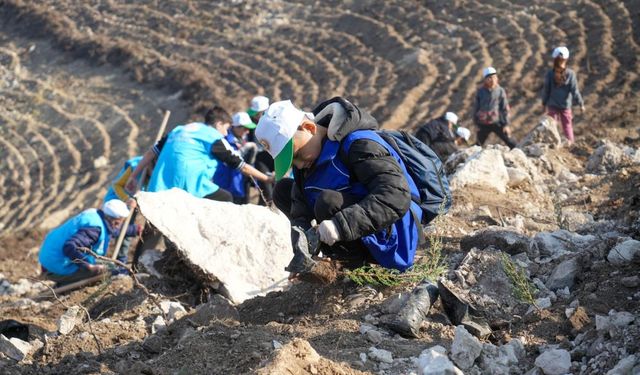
[476,123,517,149]
[42,268,104,287]
[274,178,371,262]
[204,187,233,202]
[255,151,274,205]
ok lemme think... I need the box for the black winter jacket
[289,97,412,242]
[414,117,458,160]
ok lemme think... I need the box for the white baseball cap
[456,127,471,141]
[552,46,570,59]
[255,100,312,180]
[248,96,270,116]
[444,112,459,125]
[102,199,130,219]
[231,112,256,129]
[483,67,497,78]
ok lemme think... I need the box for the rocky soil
[1,1,639,374]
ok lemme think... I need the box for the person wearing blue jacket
[256,98,421,276]
[38,200,141,286]
[126,106,273,201]
[213,112,259,204]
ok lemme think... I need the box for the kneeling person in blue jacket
[256,97,422,276]
[38,200,141,286]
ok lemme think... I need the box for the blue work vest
[104,156,143,202]
[303,130,422,271]
[212,133,245,198]
[148,123,223,198]
[38,209,109,275]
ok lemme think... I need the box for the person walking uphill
[541,46,585,145]
[38,200,141,286]
[415,112,470,160]
[256,97,423,276]
[126,106,273,202]
[474,67,517,148]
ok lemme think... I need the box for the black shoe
[388,280,439,338]
[438,280,492,338]
[285,226,317,274]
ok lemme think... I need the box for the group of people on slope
[37,45,585,289]
[415,46,585,160]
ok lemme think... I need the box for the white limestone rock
[449,149,509,193]
[417,345,463,375]
[517,116,562,149]
[159,301,186,321]
[529,230,596,259]
[57,305,82,335]
[534,349,571,375]
[368,347,393,364]
[586,140,637,174]
[545,258,580,291]
[451,326,482,369]
[0,334,32,361]
[136,189,291,304]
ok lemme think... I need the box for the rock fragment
[417,345,463,375]
[0,334,32,361]
[57,305,82,335]
[534,349,571,375]
[450,325,482,369]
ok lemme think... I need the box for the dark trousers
[274,178,371,262]
[204,187,233,202]
[42,268,104,287]
[255,151,274,205]
[476,123,517,149]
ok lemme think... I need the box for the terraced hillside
[1,0,639,232]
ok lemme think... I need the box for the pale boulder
[449,149,509,193]
[517,116,561,148]
[136,189,291,304]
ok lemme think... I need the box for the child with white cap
[473,67,517,148]
[38,200,142,286]
[256,97,422,275]
[542,46,585,145]
[414,111,462,160]
[213,112,260,204]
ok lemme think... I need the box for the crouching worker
[38,200,141,287]
[255,97,423,277]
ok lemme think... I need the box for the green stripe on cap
[273,138,294,180]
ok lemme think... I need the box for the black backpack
[375,130,452,224]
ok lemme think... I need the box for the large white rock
[136,189,291,304]
[545,258,580,291]
[534,349,571,375]
[449,149,509,193]
[607,239,640,265]
[517,116,562,148]
[417,345,463,375]
[451,326,482,369]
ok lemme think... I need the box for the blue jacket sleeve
[62,226,102,266]
[569,72,584,107]
[111,223,139,238]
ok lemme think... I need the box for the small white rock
[534,349,571,375]
[368,347,394,364]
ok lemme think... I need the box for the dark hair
[553,57,567,84]
[204,105,231,126]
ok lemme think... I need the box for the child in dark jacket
[474,67,517,149]
[541,46,585,145]
[256,97,422,275]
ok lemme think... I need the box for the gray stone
[607,239,640,265]
[460,226,530,255]
[417,345,463,375]
[560,210,594,232]
[545,258,580,291]
[191,294,239,326]
[142,335,163,354]
[451,326,482,369]
[535,297,552,309]
[365,329,383,344]
[507,167,531,188]
[479,342,520,375]
[586,141,633,174]
[609,311,635,328]
[530,230,596,259]
[534,349,571,375]
[0,334,31,361]
[606,355,637,375]
[368,347,393,364]
[621,276,640,288]
[517,116,562,149]
[136,189,292,304]
[57,305,82,335]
